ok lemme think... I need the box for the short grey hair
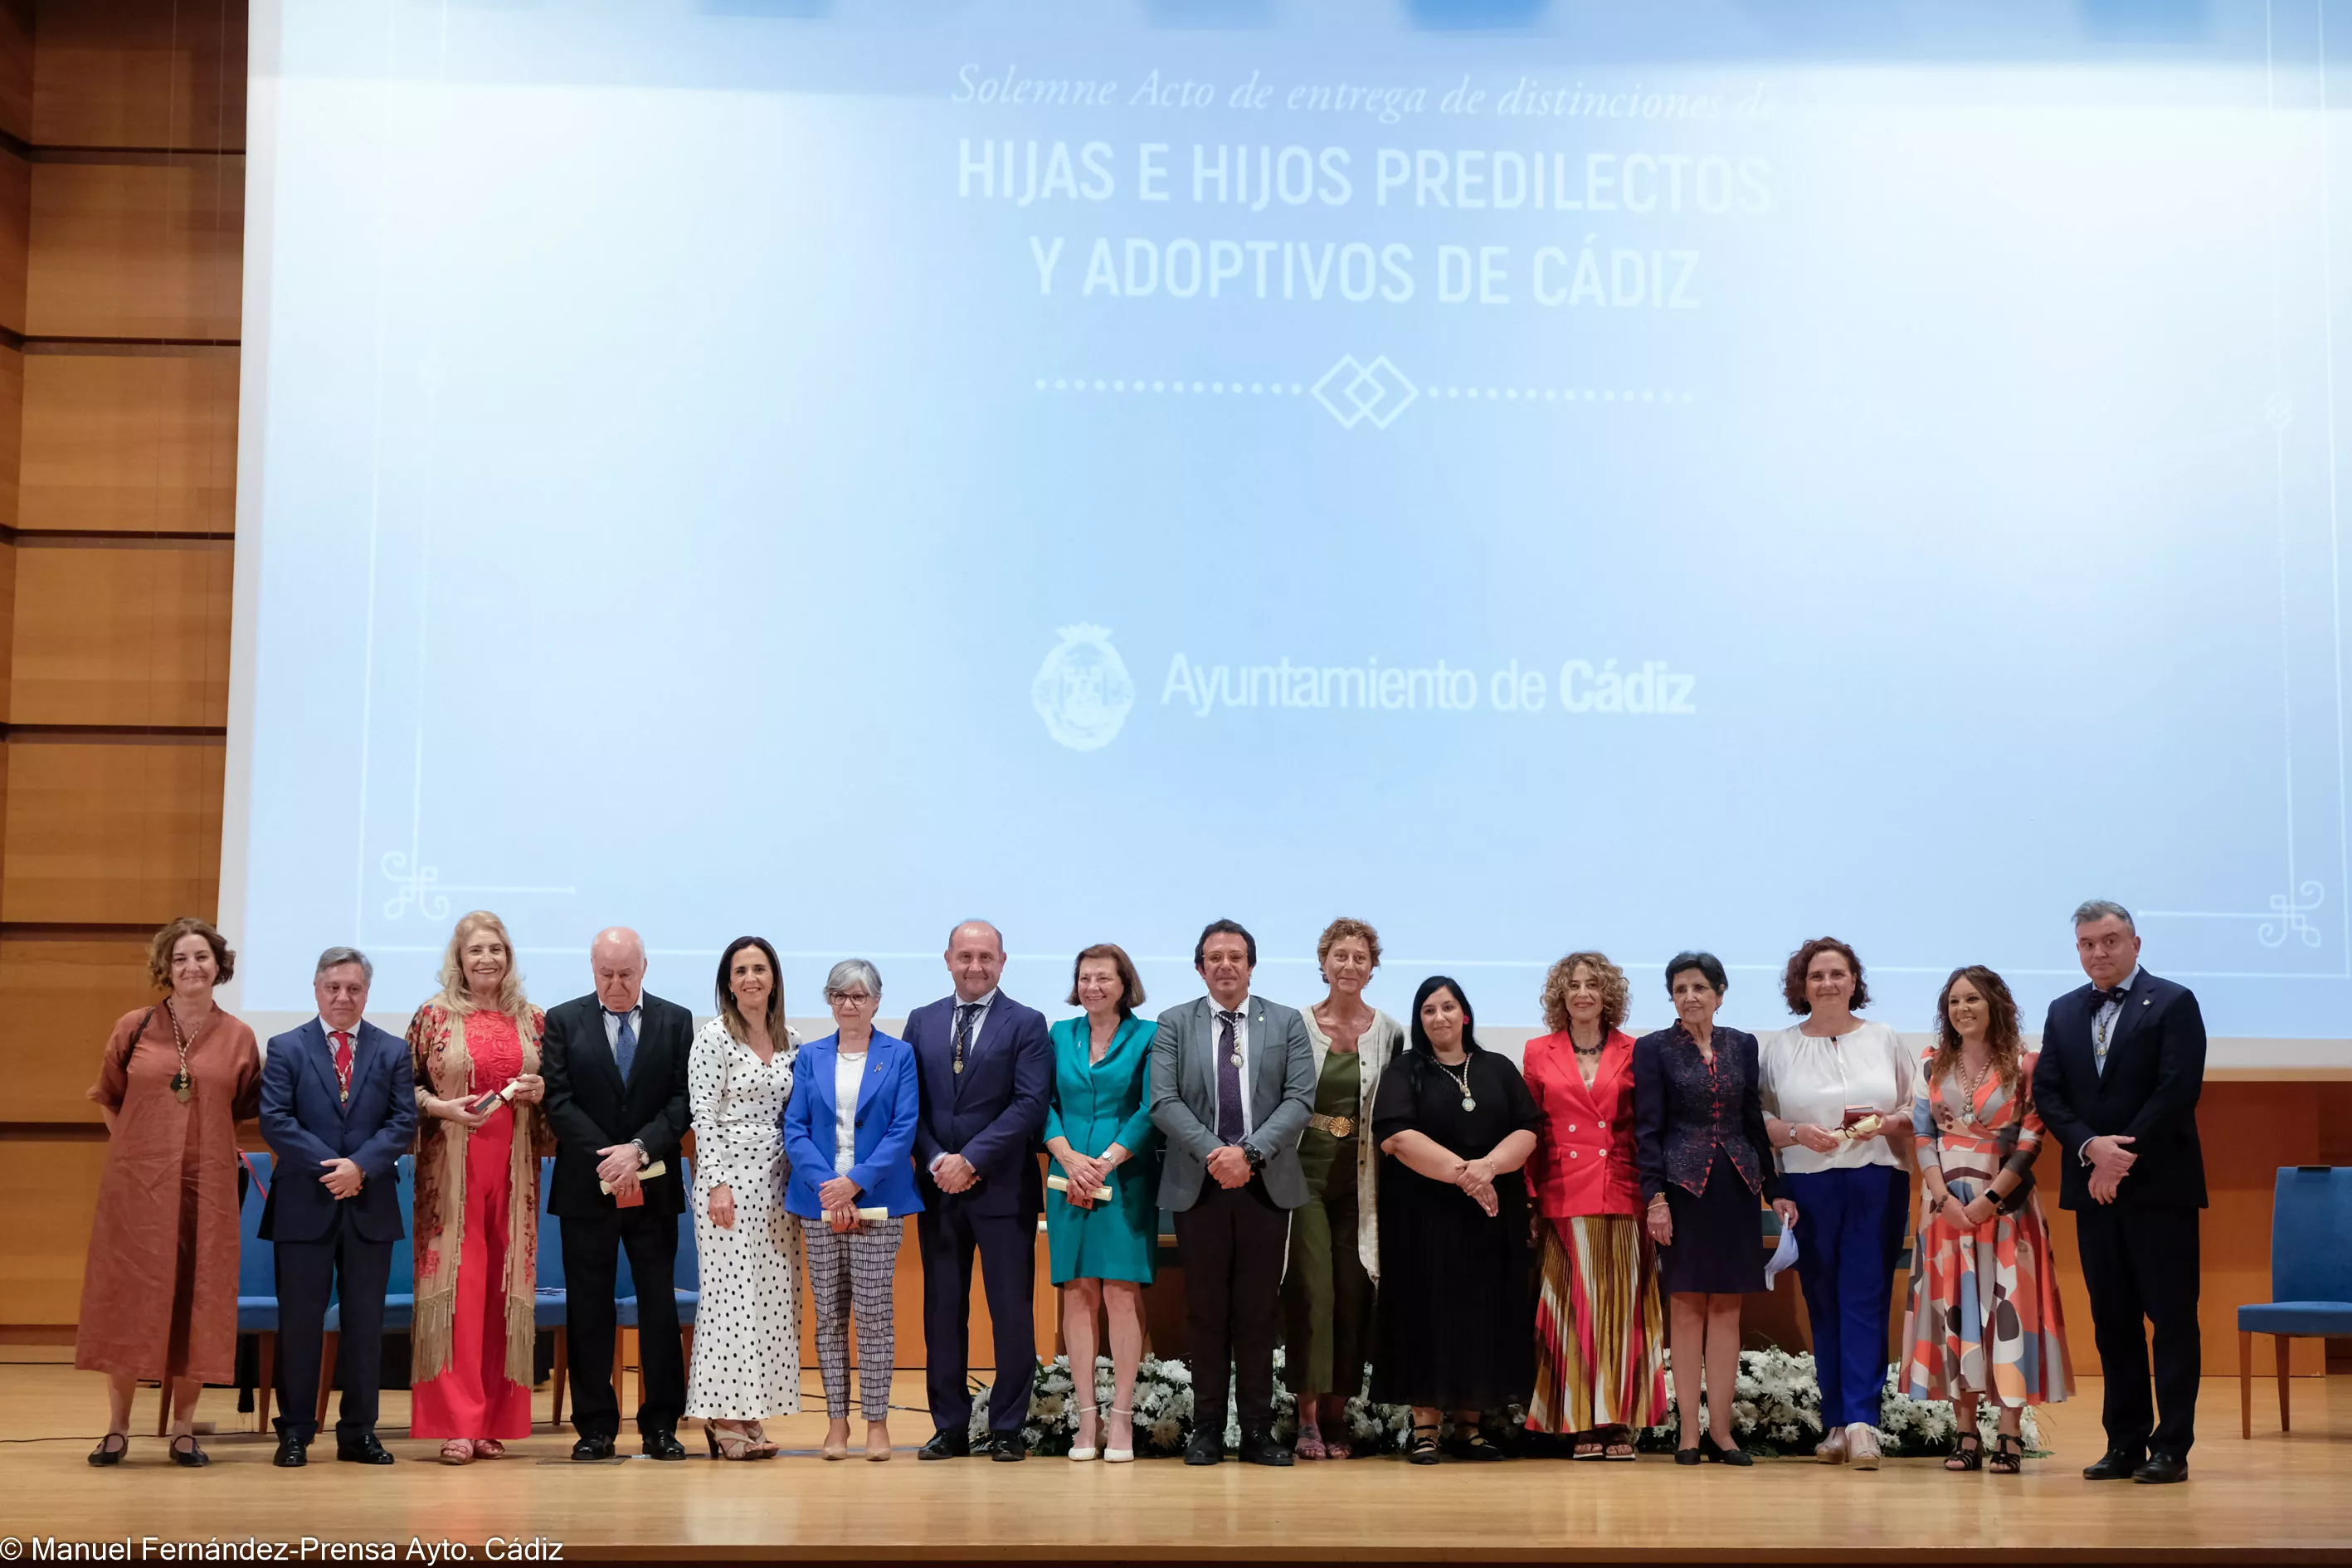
[315,946,373,983]
[2072,898,2135,932]
[824,957,883,1001]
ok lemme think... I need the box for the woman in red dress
[407,909,552,1463]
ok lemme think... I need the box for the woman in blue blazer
[782,959,922,1460]
[1041,944,1161,1463]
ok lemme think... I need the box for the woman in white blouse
[1757,937,1916,1470]
[684,936,803,1460]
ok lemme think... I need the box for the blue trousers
[1785,1164,1902,1430]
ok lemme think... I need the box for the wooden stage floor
[0,1364,2346,1562]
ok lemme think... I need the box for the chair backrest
[2273,1166,2352,1303]
[387,1154,415,1294]
[673,1156,698,1293]
[237,1150,274,1297]
[536,1156,563,1292]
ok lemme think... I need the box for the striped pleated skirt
[1527,1214,1669,1434]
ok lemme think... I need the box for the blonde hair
[436,910,529,1018]
[1315,917,1383,976]
[1539,951,1629,1035]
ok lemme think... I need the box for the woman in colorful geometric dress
[407,909,553,1465]
[1521,951,1666,1460]
[1900,964,2073,1475]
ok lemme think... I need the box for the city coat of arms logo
[1031,624,1135,751]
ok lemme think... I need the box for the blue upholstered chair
[536,1156,571,1428]
[2238,1166,2352,1438]
[236,1151,280,1434]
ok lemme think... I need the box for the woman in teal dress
[1043,942,1160,1463]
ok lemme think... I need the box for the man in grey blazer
[1151,918,1315,1466]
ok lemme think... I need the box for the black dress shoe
[571,1435,617,1462]
[991,1435,1027,1462]
[1699,1433,1752,1467]
[2134,1453,2189,1484]
[2082,1448,2144,1480]
[337,1433,395,1465]
[1184,1433,1225,1466]
[1239,1429,1293,1467]
[918,1429,970,1461]
[168,1434,210,1468]
[640,1430,688,1461]
[1674,1445,1702,1466]
[273,1432,310,1468]
[87,1433,128,1468]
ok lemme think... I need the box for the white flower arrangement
[967,1346,2043,1458]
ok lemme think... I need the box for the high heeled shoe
[704,1423,757,1462]
[1069,1403,1101,1462]
[1103,1405,1136,1464]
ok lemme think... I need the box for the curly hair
[436,910,530,1018]
[1539,951,1628,1035]
[1929,964,2025,1092]
[148,917,235,989]
[1780,935,1870,1015]
[1315,917,1383,976]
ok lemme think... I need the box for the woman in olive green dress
[1043,943,1159,1462]
[1285,917,1403,1459]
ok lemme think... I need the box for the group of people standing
[72,899,2208,1485]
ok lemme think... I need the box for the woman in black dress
[1371,976,1542,1464]
[1632,951,1799,1467]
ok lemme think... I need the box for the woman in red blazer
[1522,952,1668,1459]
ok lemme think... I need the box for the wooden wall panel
[0,1139,104,1326]
[0,933,151,1124]
[0,0,32,144]
[0,144,27,338]
[32,0,246,151]
[20,348,236,533]
[0,343,22,536]
[0,734,222,923]
[8,538,231,725]
[25,157,242,339]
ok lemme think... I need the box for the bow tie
[2091,986,2131,1008]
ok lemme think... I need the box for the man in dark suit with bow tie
[541,926,696,1461]
[2033,898,2208,1484]
[1151,918,1316,1467]
[903,919,1052,1461]
[258,947,416,1468]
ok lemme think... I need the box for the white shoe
[1070,1405,1101,1462]
[1817,1424,1847,1463]
[1103,1405,1135,1463]
[1848,1424,1882,1470]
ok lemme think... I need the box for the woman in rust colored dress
[407,909,552,1464]
[78,917,261,1468]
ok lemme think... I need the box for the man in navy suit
[2033,899,2208,1485]
[904,920,1052,1460]
[258,947,417,1468]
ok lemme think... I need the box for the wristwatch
[1243,1144,1266,1171]
[632,1139,650,1166]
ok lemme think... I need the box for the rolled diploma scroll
[1047,1173,1117,1202]
[598,1158,667,1195]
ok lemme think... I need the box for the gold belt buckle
[1321,1113,1355,1138]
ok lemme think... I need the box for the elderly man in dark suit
[541,926,696,1461]
[1152,918,1315,1467]
[904,919,1053,1461]
[2034,898,2208,1486]
[257,946,416,1468]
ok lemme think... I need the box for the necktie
[330,1030,353,1102]
[1215,1010,1244,1143]
[952,1003,981,1076]
[613,1010,638,1083]
[2091,986,2130,1008]
[2092,988,2126,1074]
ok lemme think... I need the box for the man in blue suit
[2034,899,2208,1486]
[904,920,1052,1460]
[258,947,416,1468]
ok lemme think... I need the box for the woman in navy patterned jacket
[1633,951,1799,1468]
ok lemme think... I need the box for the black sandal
[87,1433,128,1467]
[1989,1433,2023,1474]
[1406,1421,1441,1465]
[1946,1432,1983,1472]
[1454,1424,1507,1462]
[168,1434,209,1468]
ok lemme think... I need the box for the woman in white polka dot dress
[685,936,805,1459]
